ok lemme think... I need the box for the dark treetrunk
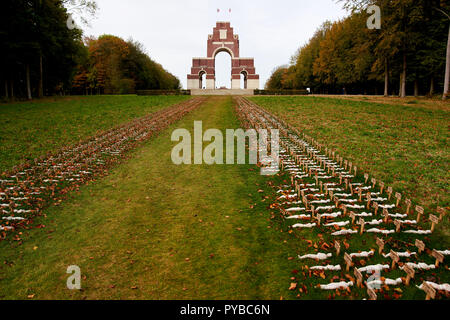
[10,79,14,99]
[444,24,450,100]
[384,58,389,96]
[26,64,32,100]
[429,76,434,96]
[414,79,419,97]
[400,52,407,98]
[4,80,8,99]
[38,54,44,98]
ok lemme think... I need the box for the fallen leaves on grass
[345,274,355,282]
[393,292,402,299]
[343,240,350,249]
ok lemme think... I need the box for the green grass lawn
[0,96,300,300]
[0,95,448,300]
[244,96,449,300]
[0,95,191,173]
[249,96,449,214]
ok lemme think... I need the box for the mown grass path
[0,96,297,300]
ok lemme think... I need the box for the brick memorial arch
[187,22,260,92]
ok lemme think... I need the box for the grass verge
[249,96,449,213]
[0,96,298,300]
[0,95,191,172]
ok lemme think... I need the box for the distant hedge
[254,89,309,96]
[136,90,191,96]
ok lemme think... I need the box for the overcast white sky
[82,0,349,89]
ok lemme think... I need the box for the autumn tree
[294,22,331,93]
[1,0,85,100]
[266,0,449,97]
[72,35,181,94]
[338,0,449,97]
[265,66,289,90]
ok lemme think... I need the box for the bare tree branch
[434,7,450,20]
[62,0,98,26]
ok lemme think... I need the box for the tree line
[266,0,450,98]
[72,35,181,95]
[0,0,180,100]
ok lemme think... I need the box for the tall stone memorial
[187,22,260,92]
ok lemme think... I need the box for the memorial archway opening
[215,50,232,89]
[199,71,206,89]
[187,22,259,91]
[240,71,248,89]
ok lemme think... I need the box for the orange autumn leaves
[72,35,181,94]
